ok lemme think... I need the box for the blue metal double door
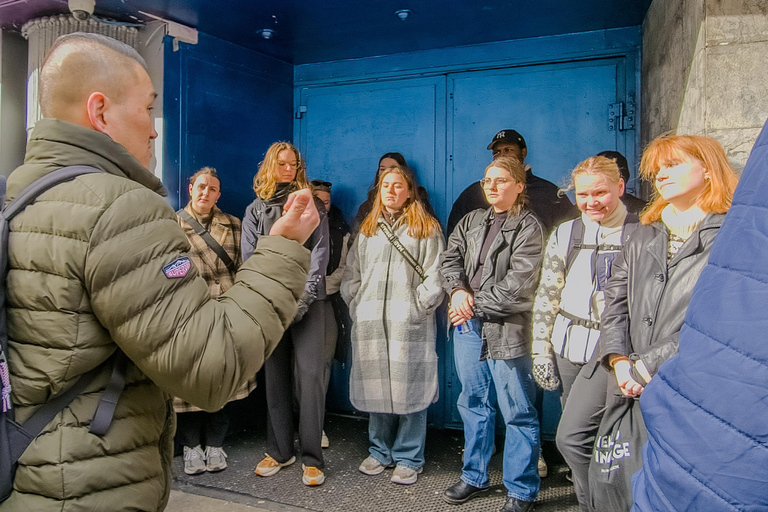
[298,56,635,432]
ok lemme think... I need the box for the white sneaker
[183,445,206,475]
[390,465,422,485]
[359,456,393,475]
[321,430,330,449]
[205,446,228,472]
[538,454,548,478]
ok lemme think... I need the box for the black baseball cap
[487,129,526,150]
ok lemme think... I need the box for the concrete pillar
[0,30,28,177]
[642,0,768,170]
[137,21,165,181]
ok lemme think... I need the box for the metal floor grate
[174,414,579,512]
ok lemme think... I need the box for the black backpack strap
[178,209,238,273]
[558,308,601,331]
[3,166,103,219]
[565,213,639,276]
[9,363,105,461]
[88,351,127,436]
[565,217,585,275]
[1,165,104,407]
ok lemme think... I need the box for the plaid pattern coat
[173,204,256,413]
[341,219,445,414]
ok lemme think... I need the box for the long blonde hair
[359,165,440,239]
[639,134,737,224]
[253,142,311,200]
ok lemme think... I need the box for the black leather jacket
[600,213,725,376]
[440,207,545,359]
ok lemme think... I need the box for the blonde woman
[242,142,331,487]
[342,165,444,486]
[530,156,634,509]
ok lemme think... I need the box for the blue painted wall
[163,32,294,218]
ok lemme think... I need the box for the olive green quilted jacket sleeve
[85,185,309,411]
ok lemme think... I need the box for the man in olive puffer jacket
[1,33,318,511]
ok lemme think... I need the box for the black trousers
[265,299,326,468]
[177,409,229,448]
[556,357,609,512]
[555,353,586,407]
[322,300,337,394]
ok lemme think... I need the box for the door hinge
[295,105,307,119]
[608,97,635,131]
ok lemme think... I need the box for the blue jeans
[368,409,428,471]
[454,320,540,501]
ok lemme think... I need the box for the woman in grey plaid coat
[342,164,444,486]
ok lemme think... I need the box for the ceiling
[0,0,652,65]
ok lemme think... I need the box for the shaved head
[39,32,148,120]
[38,32,158,168]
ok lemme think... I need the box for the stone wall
[642,0,768,170]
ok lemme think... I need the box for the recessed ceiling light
[259,28,275,40]
[395,9,412,21]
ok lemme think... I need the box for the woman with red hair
[585,134,737,511]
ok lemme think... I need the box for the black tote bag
[589,393,647,512]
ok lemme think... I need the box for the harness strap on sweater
[558,308,601,331]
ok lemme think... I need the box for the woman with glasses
[242,142,331,487]
[440,156,545,512]
[342,164,444,486]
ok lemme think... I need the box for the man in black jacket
[447,129,577,236]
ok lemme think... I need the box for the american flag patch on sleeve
[163,257,191,278]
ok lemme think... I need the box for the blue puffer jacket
[632,121,768,512]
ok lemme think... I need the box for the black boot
[442,480,490,505]
[500,497,535,512]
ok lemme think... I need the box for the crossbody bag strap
[178,209,237,273]
[377,221,425,281]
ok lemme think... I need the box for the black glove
[292,299,309,324]
[292,286,317,325]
